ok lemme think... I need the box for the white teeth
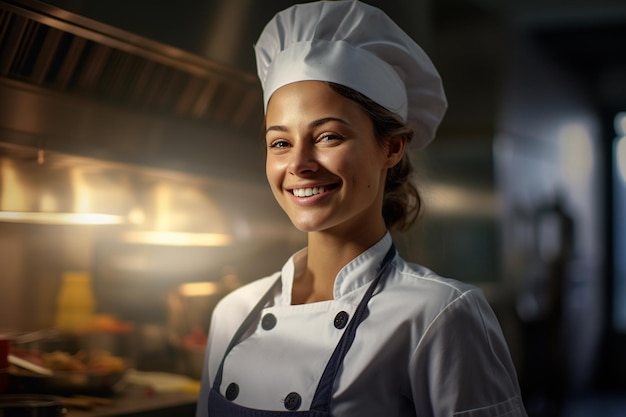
[293,186,325,197]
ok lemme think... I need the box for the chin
[290,223,321,233]
[288,217,328,233]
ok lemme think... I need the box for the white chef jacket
[196,233,527,417]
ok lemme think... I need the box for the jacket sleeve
[409,289,528,417]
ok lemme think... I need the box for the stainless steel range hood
[0,0,267,181]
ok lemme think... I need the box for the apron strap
[212,276,282,391]
[309,244,396,411]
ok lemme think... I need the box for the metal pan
[0,394,67,417]
[8,367,127,395]
[9,344,130,392]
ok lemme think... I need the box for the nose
[288,143,318,175]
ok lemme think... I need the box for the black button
[225,383,239,400]
[261,313,277,330]
[284,392,302,410]
[334,311,349,329]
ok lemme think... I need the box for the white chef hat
[254,0,447,149]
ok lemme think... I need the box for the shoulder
[206,274,280,379]
[378,257,500,341]
[395,262,524,415]
[213,273,280,323]
[386,256,485,310]
[390,258,506,349]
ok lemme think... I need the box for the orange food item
[43,351,87,372]
[36,350,126,373]
[82,315,133,333]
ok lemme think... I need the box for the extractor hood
[0,0,266,181]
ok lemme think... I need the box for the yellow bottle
[54,271,96,332]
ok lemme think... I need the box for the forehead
[265,81,367,126]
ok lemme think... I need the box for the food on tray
[43,350,87,372]
[13,349,126,373]
[79,350,126,373]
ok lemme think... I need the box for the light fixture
[0,148,131,225]
[0,211,124,225]
[122,230,232,247]
[121,180,233,247]
[178,281,222,297]
[0,144,233,244]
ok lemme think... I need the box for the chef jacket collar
[278,232,394,304]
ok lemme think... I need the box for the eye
[316,132,343,143]
[268,139,290,149]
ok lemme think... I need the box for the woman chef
[196,1,528,416]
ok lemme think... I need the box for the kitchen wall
[494,33,605,402]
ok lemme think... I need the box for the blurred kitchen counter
[63,387,198,417]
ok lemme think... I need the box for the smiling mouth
[291,184,338,197]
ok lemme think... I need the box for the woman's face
[265,81,391,235]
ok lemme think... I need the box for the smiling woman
[264,80,396,237]
[195,2,528,417]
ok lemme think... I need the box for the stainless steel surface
[0,143,236,234]
[0,0,262,130]
[0,395,67,417]
[0,0,265,181]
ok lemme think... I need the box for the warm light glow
[617,136,626,183]
[0,160,28,210]
[559,123,594,184]
[122,230,233,246]
[128,207,146,225]
[154,182,173,231]
[0,211,125,225]
[71,167,91,213]
[426,183,498,216]
[179,282,221,297]
[39,192,59,212]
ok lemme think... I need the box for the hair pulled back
[327,82,423,231]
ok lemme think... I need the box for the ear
[383,135,407,168]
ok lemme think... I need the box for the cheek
[266,169,281,199]
[266,166,285,204]
[340,149,382,187]
[265,156,280,182]
[266,159,290,204]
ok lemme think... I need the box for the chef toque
[254,0,447,149]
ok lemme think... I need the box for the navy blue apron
[207,244,397,416]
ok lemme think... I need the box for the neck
[291,224,387,304]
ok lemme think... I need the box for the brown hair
[327,82,423,231]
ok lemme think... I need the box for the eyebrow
[265,117,351,134]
